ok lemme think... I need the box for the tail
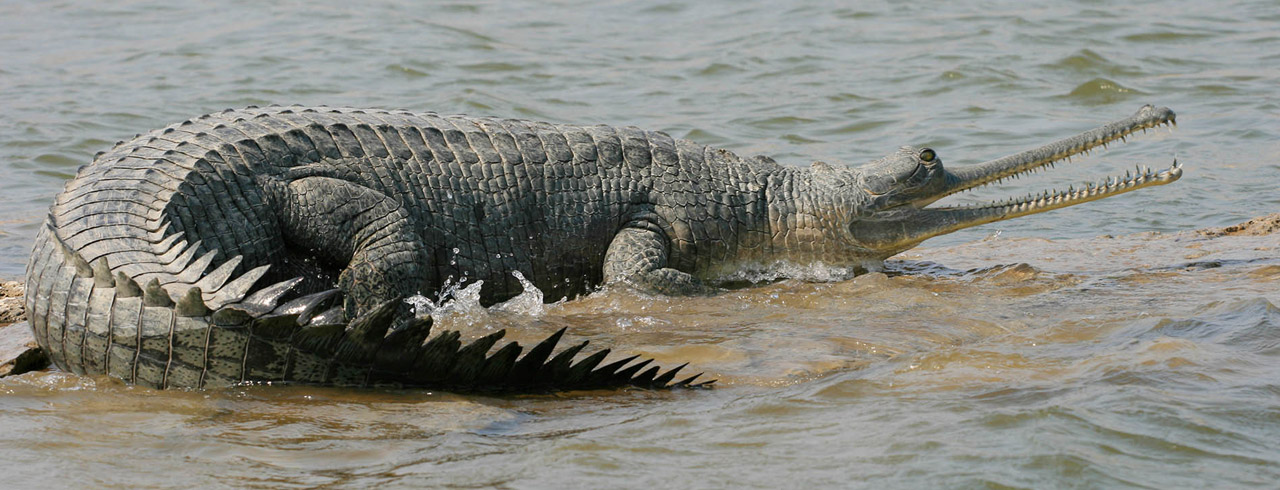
[29,217,712,391]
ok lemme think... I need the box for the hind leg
[275,176,432,316]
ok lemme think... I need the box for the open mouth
[849,105,1182,251]
[933,104,1180,217]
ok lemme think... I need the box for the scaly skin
[24,105,1179,390]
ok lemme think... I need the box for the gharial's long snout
[850,105,1182,251]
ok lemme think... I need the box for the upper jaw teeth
[1009,118,1175,182]
[949,116,1177,205]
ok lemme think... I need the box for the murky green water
[1,0,1278,487]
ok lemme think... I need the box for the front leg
[603,225,716,295]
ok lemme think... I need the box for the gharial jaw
[848,105,1182,256]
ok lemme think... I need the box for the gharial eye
[919,148,936,163]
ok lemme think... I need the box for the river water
[1,0,1278,488]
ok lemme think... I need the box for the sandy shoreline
[0,280,43,377]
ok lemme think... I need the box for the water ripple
[3,0,1280,487]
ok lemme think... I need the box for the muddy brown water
[2,0,1279,487]
[3,226,1276,488]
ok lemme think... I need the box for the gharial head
[840,104,1181,261]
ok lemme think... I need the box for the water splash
[716,260,858,285]
[404,271,546,324]
[492,270,544,316]
[404,276,484,319]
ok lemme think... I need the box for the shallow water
[1,0,1279,488]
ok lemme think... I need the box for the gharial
[23,104,1180,390]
